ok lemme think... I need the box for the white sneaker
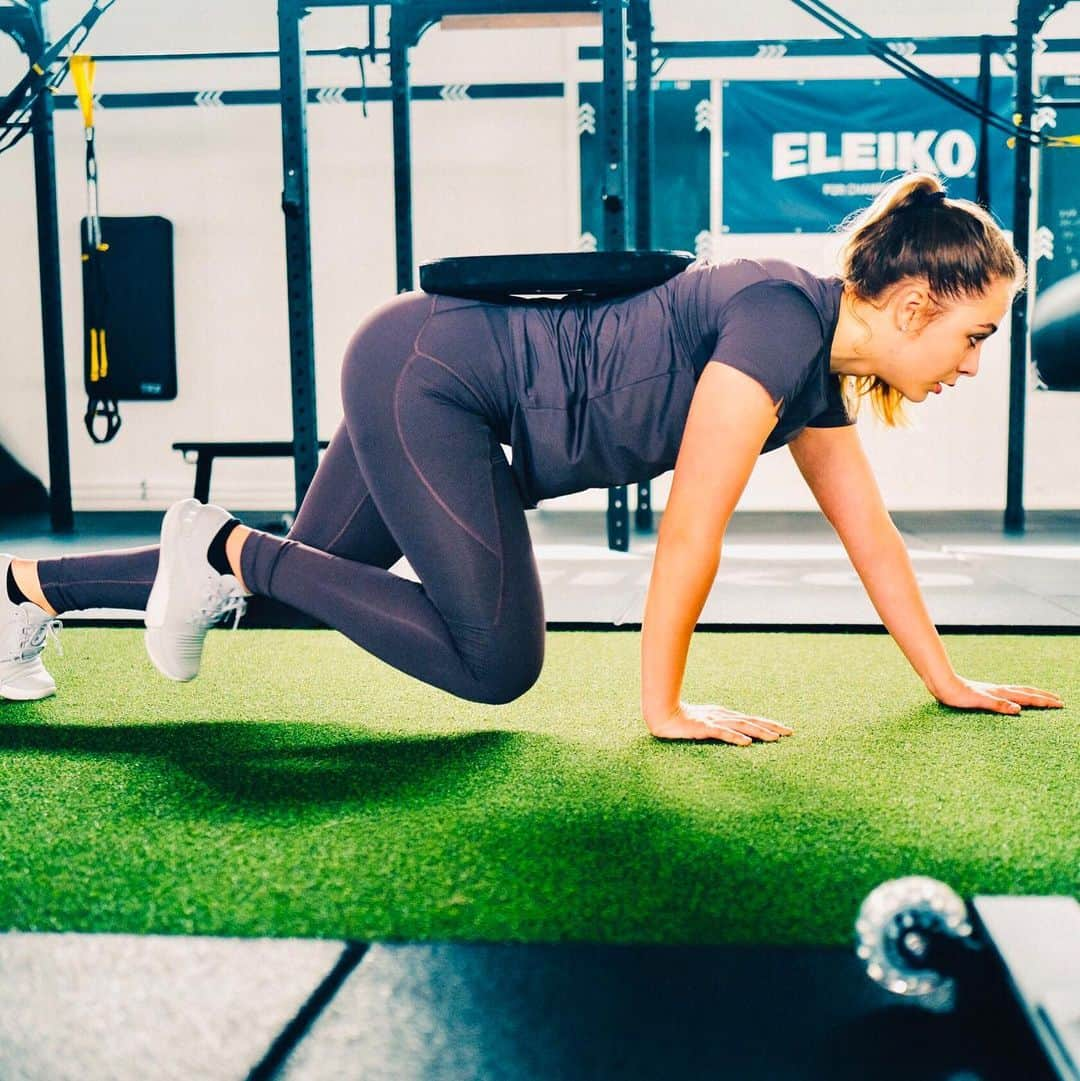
[145,499,249,682]
[0,553,63,702]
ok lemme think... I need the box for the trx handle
[88,326,108,382]
[84,397,121,444]
[83,308,122,444]
[82,214,119,443]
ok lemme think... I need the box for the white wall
[2,0,1079,513]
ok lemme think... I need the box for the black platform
[0,937,1058,1080]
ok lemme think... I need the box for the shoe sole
[0,681,56,701]
[145,627,194,683]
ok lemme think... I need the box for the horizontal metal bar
[88,48,387,63]
[441,12,600,28]
[302,0,599,8]
[52,82,565,110]
[436,0,601,9]
[55,73,1067,115]
[581,36,1080,59]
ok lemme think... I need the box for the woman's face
[880,277,1015,402]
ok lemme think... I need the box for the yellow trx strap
[1007,112,1080,150]
[74,50,108,390]
[70,54,96,129]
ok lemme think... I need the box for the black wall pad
[244,940,369,1081]
[286,941,1058,1080]
[81,215,177,402]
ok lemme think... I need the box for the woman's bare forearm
[842,521,957,695]
[640,527,720,724]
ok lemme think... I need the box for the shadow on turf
[6,713,1068,948]
[0,719,526,808]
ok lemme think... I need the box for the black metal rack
[5,1,1073,540]
[4,0,75,533]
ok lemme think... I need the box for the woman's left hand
[931,675,1065,715]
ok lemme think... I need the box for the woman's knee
[463,632,544,705]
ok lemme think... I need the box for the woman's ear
[896,282,937,333]
[894,287,920,333]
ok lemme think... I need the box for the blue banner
[721,77,1015,234]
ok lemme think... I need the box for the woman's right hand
[645,701,794,745]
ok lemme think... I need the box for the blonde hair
[833,172,1027,427]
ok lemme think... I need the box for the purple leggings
[37,292,546,705]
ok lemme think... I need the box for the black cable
[789,0,1000,108]
[356,51,368,116]
[0,85,41,152]
[356,13,370,117]
[0,63,38,126]
[788,0,1046,146]
[788,0,1028,135]
[798,0,1060,145]
[0,118,30,153]
[0,0,119,157]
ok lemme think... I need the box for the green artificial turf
[1,629,1076,947]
